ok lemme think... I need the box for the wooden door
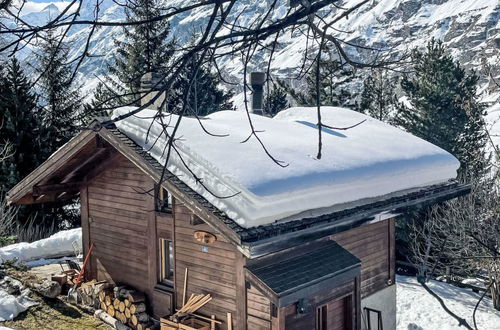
[317,295,353,330]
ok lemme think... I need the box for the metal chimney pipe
[250,72,266,115]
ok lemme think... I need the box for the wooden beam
[7,130,95,204]
[60,147,112,184]
[235,253,247,330]
[33,182,84,197]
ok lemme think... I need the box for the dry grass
[1,270,110,330]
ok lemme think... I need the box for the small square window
[156,186,172,213]
[159,238,174,283]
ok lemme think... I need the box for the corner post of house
[355,275,361,330]
[389,218,396,284]
[235,252,247,330]
[80,186,93,280]
[147,180,158,300]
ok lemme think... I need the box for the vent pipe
[250,72,266,115]
[141,72,165,111]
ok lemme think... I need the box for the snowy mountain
[7,0,500,101]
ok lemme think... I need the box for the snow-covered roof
[111,106,459,228]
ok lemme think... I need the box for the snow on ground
[0,228,81,264]
[113,106,459,227]
[0,277,37,322]
[397,275,500,330]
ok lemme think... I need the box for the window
[159,238,174,283]
[156,186,172,213]
[316,305,327,330]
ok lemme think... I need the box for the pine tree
[35,30,83,159]
[168,59,235,116]
[33,31,82,229]
[263,84,289,116]
[359,68,398,122]
[106,0,174,107]
[396,39,489,175]
[0,58,40,192]
[283,57,358,108]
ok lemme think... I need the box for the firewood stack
[98,285,152,330]
[78,280,112,308]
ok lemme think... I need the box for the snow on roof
[111,106,459,228]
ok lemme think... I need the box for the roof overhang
[6,128,118,206]
[239,181,470,258]
[245,240,361,307]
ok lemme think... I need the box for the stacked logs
[78,280,112,308]
[98,285,152,330]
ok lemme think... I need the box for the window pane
[160,238,174,283]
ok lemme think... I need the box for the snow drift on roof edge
[111,106,459,228]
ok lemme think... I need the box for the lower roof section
[245,240,360,307]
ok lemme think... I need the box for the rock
[0,276,23,296]
[34,280,61,298]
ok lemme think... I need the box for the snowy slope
[397,275,500,330]
[8,0,500,99]
[112,106,459,227]
[485,103,500,152]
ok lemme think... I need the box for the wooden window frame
[155,185,172,214]
[316,304,328,330]
[159,238,174,286]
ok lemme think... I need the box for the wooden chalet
[6,113,469,330]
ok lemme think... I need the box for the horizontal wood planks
[331,219,393,298]
[247,285,271,330]
[87,154,154,298]
[173,202,239,330]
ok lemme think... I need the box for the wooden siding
[331,219,394,298]
[247,284,271,330]
[279,279,358,330]
[173,202,240,330]
[86,154,155,297]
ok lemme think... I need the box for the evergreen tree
[90,0,234,117]
[282,57,358,108]
[35,30,83,159]
[0,58,40,192]
[263,84,289,116]
[168,59,235,116]
[359,68,398,122]
[396,39,489,175]
[33,31,81,229]
[106,0,175,107]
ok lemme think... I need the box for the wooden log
[124,299,131,307]
[113,298,121,309]
[107,305,115,317]
[95,310,131,330]
[114,285,127,299]
[119,301,126,313]
[105,294,114,306]
[126,290,145,303]
[227,312,232,330]
[98,291,106,302]
[125,307,131,319]
[100,302,107,310]
[131,312,148,326]
[130,302,146,314]
[182,268,188,306]
[136,322,151,330]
